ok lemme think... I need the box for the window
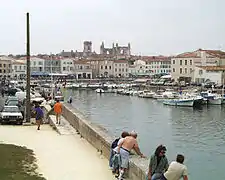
[19,66,22,70]
[126,69,128,72]
[185,68,187,74]
[105,66,107,69]
[122,68,124,72]
[0,69,2,73]
[101,65,103,69]
[15,66,17,70]
[185,60,187,65]
[180,60,182,65]
[115,68,117,72]
[190,60,192,65]
[0,64,2,67]
[119,68,121,72]
[109,66,111,70]
[190,68,193,73]
[3,64,6,67]
[199,70,203,75]
[173,68,175,72]
[38,61,43,65]
[63,67,66,71]
[180,68,182,74]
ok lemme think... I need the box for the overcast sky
[0,0,224,55]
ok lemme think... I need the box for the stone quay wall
[62,103,148,180]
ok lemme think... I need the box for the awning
[31,72,49,76]
[49,73,68,76]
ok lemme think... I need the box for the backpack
[111,138,120,149]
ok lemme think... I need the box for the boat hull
[208,98,222,105]
[163,99,194,107]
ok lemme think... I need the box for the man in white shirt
[161,154,188,180]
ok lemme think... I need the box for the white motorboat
[200,91,222,105]
[95,88,105,93]
[72,83,80,88]
[138,90,155,98]
[163,97,194,107]
[54,91,64,101]
[64,83,73,88]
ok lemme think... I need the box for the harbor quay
[0,100,121,180]
[57,103,148,180]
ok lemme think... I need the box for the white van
[15,92,35,102]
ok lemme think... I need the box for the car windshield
[3,107,20,112]
[6,100,18,106]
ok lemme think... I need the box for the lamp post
[26,12,31,122]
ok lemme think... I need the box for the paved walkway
[0,124,116,180]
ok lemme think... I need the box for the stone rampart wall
[62,103,148,180]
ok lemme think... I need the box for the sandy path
[0,125,115,180]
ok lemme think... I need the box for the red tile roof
[176,52,200,58]
[142,56,171,62]
[74,60,90,65]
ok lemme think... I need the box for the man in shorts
[54,99,62,124]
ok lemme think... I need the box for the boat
[72,83,80,88]
[95,88,104,93]
[138,90,155,98]
[64,83,73,88]
[200,91,223,105]
[185,92,204,106]
[163,97,194,107]
[54,91,64,101]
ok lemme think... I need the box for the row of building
[1,48,225,85]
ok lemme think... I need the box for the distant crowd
[109,131,188,180]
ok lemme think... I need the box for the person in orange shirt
[54,99,62,124]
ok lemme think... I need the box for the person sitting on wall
[147,145,169,180]
[160,154,188,180]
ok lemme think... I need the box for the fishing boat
[163,97,194,107]
[200,91,223,105]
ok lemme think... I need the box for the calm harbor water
[65,89,225,180]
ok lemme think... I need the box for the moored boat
[95,88,104,93]
[163,98,194,107]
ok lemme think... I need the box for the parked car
[0,106,23,125]
[5,97,25,119]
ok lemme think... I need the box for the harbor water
[65,89,225,180]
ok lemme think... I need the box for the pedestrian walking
[54,99,62,124]
[33,104,44,130]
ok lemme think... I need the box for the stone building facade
[100,42,131,58]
